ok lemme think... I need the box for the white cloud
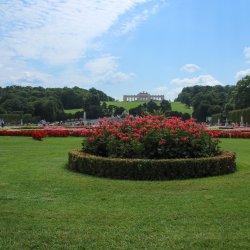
[181,64,200,73]
[117,2,163,35]
[171,75,223,87]
[0,68,52,87]
[244,47,250,63]
[111,71,136,82]
[84,56,118,75]
[153,75,224,101]
[235,68,250,80]
[151,86,183,101]
[244,47,250,58]
[83,55,135,84]
[0,0,151,65]
[0,0,155,88]
[119,9,149,34]
[151,86,168,95]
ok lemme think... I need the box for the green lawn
[105,101,146,110]
[105,101,192,115]
[64,102,192,115]
[171,101,192,115]
[64,108,83,114]
[0,137,249,249]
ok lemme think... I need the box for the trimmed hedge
[0,113,40,124]
[211,107,250,124]
[211,113,222,124]
[228,107,250,124]
[68,150,236,180]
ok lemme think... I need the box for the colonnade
[123,94,164,102]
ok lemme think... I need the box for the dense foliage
[0,85,114,121]
[82,115,220,159]
[175,85,235,121]
[232,75,250,109]
[176,75,250,122]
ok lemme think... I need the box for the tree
[146,100,158,113]
[193,101,210,122]
[61,88,83,109]
[129,105,144,116]
[34,98,64,121]
[0,106,6,114]
[85,105,103,119]
[113,106,125,116]
[160,100,171,113]
[233,75,250,109]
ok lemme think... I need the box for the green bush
[68,150,236,180]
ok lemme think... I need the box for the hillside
[104,101,192,115]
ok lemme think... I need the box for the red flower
[158,140,166,145]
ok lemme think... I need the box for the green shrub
[68,150,236,180]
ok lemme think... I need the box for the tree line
[2,75,249,123]
[0,84,190,122]
[175,75,250,122]
[0,86,114,121]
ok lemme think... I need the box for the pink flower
[158,140,166,145]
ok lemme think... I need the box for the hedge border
[68,150,236,180]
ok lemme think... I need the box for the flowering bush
[32,130,47,140]
[82,115,221,159]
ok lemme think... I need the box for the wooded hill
[175,75,250,122]
[0,86,114,121]
[1,75,249,123]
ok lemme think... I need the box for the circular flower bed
[68,115,236,180]
[82,115,221,159]
[68,150,236,180]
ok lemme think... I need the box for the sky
[1,0,250,101]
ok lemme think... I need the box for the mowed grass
[106,101,192,115]
[0,137,250,249]
[105,101,146,110]
[171,101,192,115]
[64,108,83,114]
[65,102,192,115]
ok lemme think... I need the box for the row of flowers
[0,128,89,140]
[218,126,250,132]
[214,131,250,138]
[1,124,250,141]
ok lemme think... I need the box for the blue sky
[1,0,250,100]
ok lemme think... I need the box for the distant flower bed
[19,126,43,130]
[82,115,221,159]
[213,130,250,138]
[1,122,250,141]
[0,127,89,140]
